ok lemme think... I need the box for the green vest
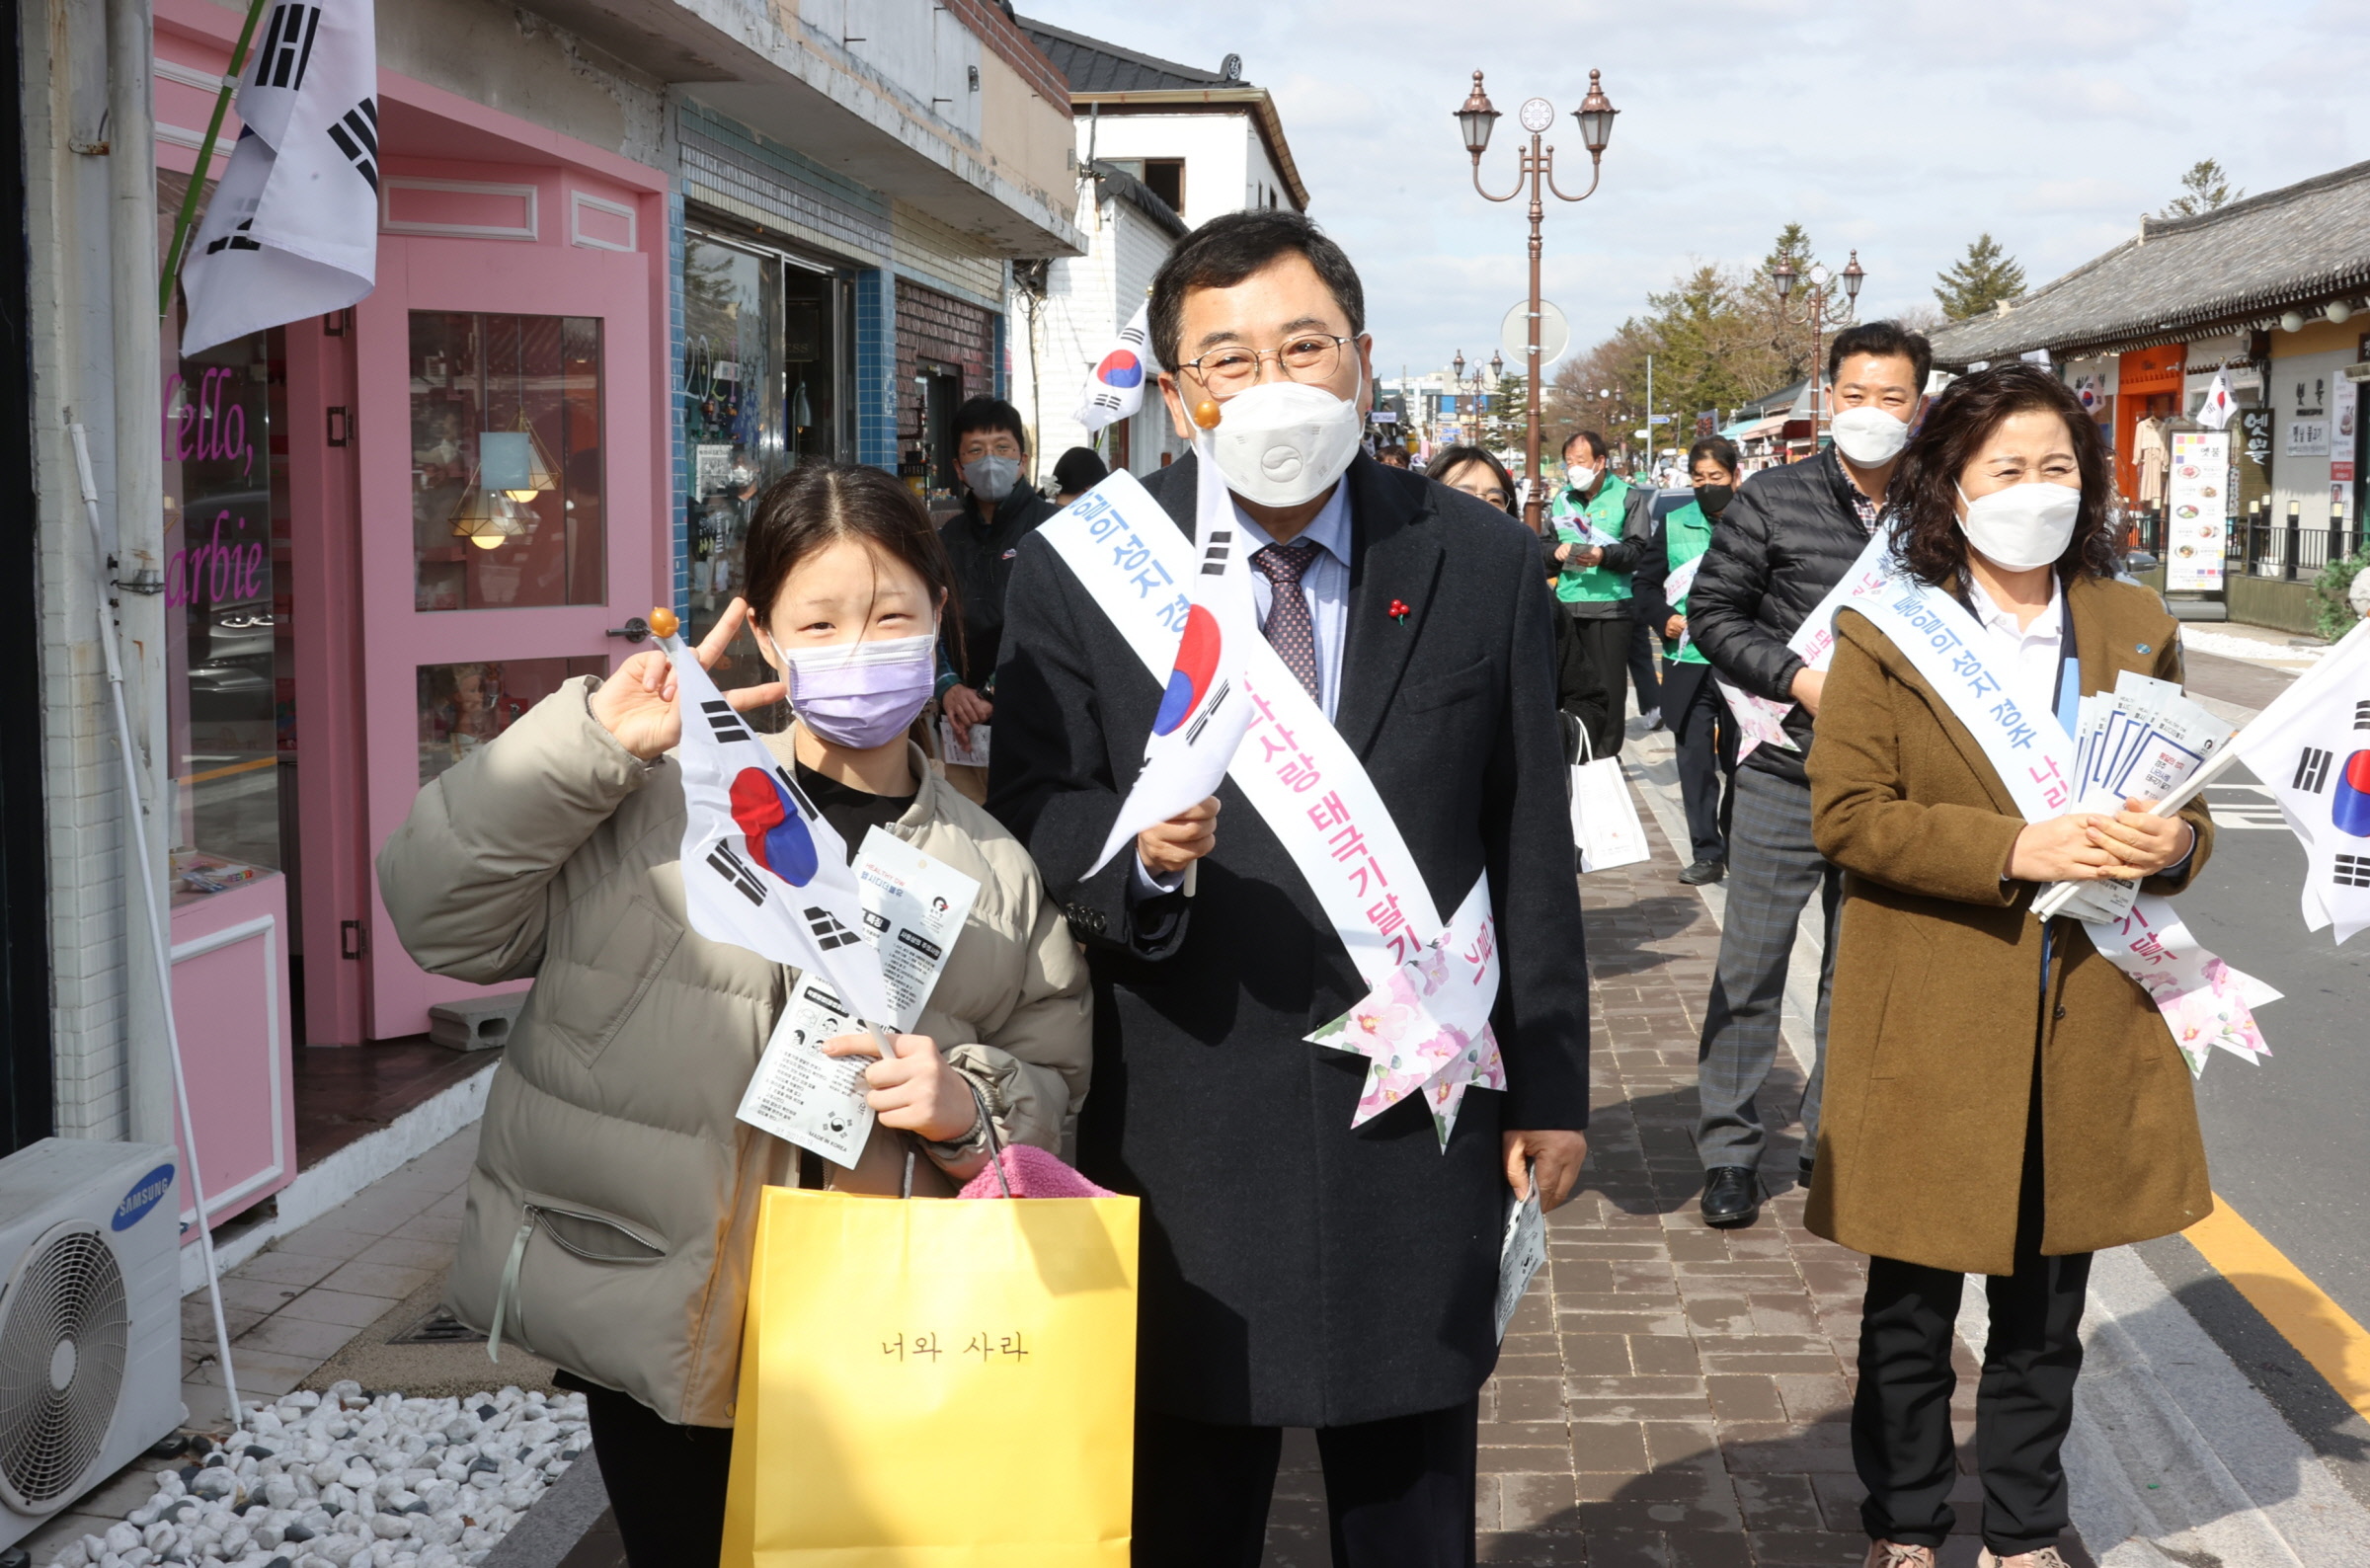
[1548,474,1632,604]
[1661,500,1714,666]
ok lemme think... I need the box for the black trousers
[570,1376,734,1566]
[1134,1401,1479,1568]
[1660,661,1737,863]
[1625,613,1663,718]
[1565,609,1633,758]
[1851,1068,2091,1556]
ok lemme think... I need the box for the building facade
[14,0,1080,1247]
[1007,17,1308,484]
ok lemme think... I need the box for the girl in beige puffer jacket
[378,462,1090,1567]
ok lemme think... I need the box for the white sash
[1853,575,2274,1072]
[1039,472,1507,1141]
[1718,528,1897,758]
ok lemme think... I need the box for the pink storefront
[153,1,671,1237]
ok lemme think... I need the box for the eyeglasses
[1178,334,1356,394]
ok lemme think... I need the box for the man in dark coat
[936,396,1058,799]
[989,210,1590,1565]
[1683,321,1930,1228]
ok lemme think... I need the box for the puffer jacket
[377,678,1091,1427]
[1686,447,1883,786]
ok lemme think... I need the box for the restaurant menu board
[2166,431,2229,592]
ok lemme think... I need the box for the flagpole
[70,424,243,1431]
[157,0,273,318]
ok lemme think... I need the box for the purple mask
[782,633,936,750]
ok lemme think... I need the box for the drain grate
[389,1309,486,1346]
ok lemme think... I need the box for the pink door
[355,168,665,1039]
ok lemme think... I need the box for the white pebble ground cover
[51,1381,589,1568]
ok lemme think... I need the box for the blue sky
[1022,1,2370,380]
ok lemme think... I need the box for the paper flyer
[1495,1170,1546,1343]
[736,828,983,1166]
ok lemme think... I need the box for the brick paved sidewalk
[1263,796,2009,1568]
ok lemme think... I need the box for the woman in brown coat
[1804,365,2215,1568]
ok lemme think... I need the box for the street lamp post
[1456,68,1618,530]
[1769,250,1864,454]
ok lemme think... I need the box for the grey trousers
[1695,762,1840,1170]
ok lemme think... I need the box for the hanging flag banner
[1040,470,1506,1145]
[2194,371,2238,431]
[655,628,893,1027]
[1075,302,1153,433]
[1853,578,2278,1071]
[181,0,381,354]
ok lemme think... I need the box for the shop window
[410,312,605,611]
[417,658,606,785]
[682,228,852,692]
[163,320,291,900]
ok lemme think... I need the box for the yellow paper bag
[720,1185,1140,1567]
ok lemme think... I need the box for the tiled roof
[1927,158,2370,366]
[1089,161,1188,240]
[1018,16,1245,95]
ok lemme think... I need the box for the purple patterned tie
[1252,541,1322,703]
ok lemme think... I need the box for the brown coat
[1803,576,2216,1276]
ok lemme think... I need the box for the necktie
[1252,541,1322,703]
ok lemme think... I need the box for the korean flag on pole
[2231,619,2370,944]
[660,635,894,1025]
[180,0,380,354]
[1087,438,1260,873]
[1075,302,1152,433]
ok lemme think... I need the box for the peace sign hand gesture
[589,597,788,760]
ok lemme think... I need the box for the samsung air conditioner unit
[0,1139,187,1548]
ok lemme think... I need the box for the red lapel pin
[1388,598,1411,623]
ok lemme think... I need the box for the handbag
[1568,726,1649,873]
[721,1088,1141,1567]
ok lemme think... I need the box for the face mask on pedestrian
[961,453,1021,503]
[1207,373,1366,509]
[1955,481,2082,573]
[1564,458,1599,492]
[1830,406,1912,468]
[1693,483,1735,514]
[782,632,938,750]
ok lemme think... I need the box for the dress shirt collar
[1232,480,1352,569]
[1964,570,2064,645]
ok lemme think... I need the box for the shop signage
[2332,376,2358,474]
[2166,431,2228,592]
[164,366,257,478]
[2287,419,2330,457]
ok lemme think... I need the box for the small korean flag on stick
[647,608,894,1025]
[1087,433,1260,874]
[1076,302,1152,433]
[2231,620,2370,943]
[180,0,380,354]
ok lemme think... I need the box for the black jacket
[938,486,1060,689]
[1687,448,1880,786]
[988,451,1590,1427]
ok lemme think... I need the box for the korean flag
[2232,619,2370,944]
[180,0,380,354]
[1075,302,1152,434]
[663,639,894,1024]
[1088,437,1261,874]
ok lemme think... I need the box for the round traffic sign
[1500,299,1570,367]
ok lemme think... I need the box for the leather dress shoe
[1699,1166,1762,1227]
[1679,859,1726,886]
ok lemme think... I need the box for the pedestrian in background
[1547,430,1656,757]
[935,398,1058,802]
[1808,364,2213,1568]
[1051,444,1109,505]
[377,463,1092,1567]
[1376,442,1411,468]
[1633,436,1742,884]
[1433,442,1614,758]
[1684,321,1930,1226]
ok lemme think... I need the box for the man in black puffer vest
[1684,321,1932,1228]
